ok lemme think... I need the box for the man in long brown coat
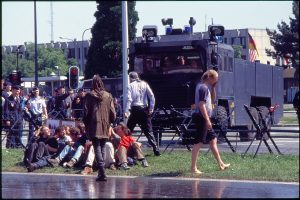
[83,74,116,182]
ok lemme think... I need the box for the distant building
[0,28,286,73]
[2,40,90,72]
[199,28,277,65]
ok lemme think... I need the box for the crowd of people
[2,70,232,182]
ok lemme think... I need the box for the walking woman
[191,69,230,174]
[83,74,116,181]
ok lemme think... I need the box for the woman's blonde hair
[201,69,218,81]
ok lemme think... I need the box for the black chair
[242,104,282,158]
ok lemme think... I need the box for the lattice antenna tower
[50,1,54,43]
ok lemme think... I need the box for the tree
[2,43,74,79]
[84,1,139,79]
[232,45,242,59]
[266,0,299,79]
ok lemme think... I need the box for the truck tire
[256,106,270,140]
[241,107,258,141]
[257,106,270,126]
[213,105,228,143]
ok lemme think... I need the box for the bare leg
[191,142,203,174]
[209,138,230,170]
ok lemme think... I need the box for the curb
[274,124,299,127]
[3,172,299,185]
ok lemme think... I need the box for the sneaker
[141,159,149,167]
[24,158,31,168]
[81,166,93,175]
[47,158,60,167]
[65,159,76,168]
[120,163,130,170]
[109,163,116,170]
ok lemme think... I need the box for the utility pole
[205,14,207,31]
[50,1,54,43]
[81,28,91,73]
[34,0,39,86]
[122,1,129,122]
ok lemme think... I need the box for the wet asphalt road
[2,172,299,198]
[1,111,299,198]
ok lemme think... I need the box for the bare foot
[220,163,230,171]
[191,169,203,174]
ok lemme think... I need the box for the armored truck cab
[128,23,283,137]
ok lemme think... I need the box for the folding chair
[179,118,236,156]
[242,104,282,158]
[163,112,193,153]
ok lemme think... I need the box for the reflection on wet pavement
[2,172,299,198]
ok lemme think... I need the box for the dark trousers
[24,142,50,164]
[34,155,52,168]
[127,106,158,149]
[6,122,23,148]
[28,122,36,144]
[92,138,107,177]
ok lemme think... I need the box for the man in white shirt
[27,87,48,144]
[124,71,160,156]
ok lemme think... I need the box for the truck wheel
[241,107,258,141]
[257,106,270,140]
[213,105,228,143]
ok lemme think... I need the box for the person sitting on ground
[24,125,59,172]
[47,126,88,168]
[80,126,118,175]
[55,125,72,154]
[113,122,149,170]
[24,125,58,165]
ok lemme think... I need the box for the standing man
[124,71,161,156]
[191,70,230,174]
[2,82,12,99]
[54,86,70,119]
[26,87,48,144]
[3,85,25,148]
[83,74,116,182]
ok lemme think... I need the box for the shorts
[191,113,217,144]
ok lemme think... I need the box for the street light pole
[55,66,60,86]
[16,45,22,72]
[122,1,129,122]
[34,0,39,87]
[81,28,91,73]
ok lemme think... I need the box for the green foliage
[2,43,73,79]
[232,45,242,59]
[84,1,139,79]
[2,149,299,182]
[266,0,299,79]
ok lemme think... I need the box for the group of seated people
[23,122,149,174]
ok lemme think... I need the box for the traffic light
[9,71,22,86]
[69,66,79,90]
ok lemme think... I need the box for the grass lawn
[2,148,299,182]
[279,116,298,125]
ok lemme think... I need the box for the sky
[1,1,294,46]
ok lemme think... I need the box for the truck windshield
[133,52,205,75]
